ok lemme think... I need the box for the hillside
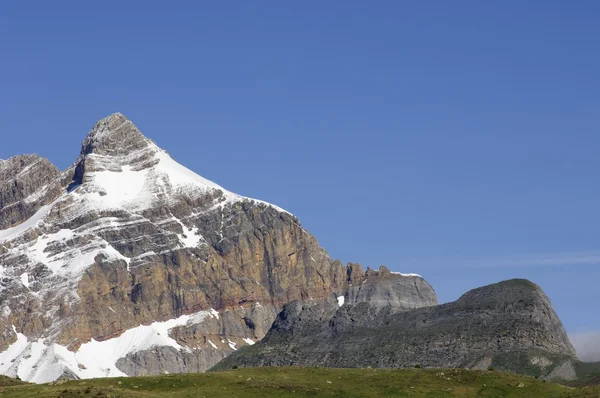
[1,367,600,397]
[214,279,578,379]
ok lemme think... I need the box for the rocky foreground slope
[213,278,578,379]
[0,113,436,382]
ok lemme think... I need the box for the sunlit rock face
[0,113,352,382]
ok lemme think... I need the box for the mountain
[213,279,579,380]
[0,113,577,383]
[0,113,436,383]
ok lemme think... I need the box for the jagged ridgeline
[0,114,576,383]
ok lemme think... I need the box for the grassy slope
[1,368,600,398]
[566,361,600,387]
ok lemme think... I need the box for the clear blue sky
[1,1,599,337]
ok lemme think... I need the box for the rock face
[0,113,356,382]
[0,154,61,229]
[345,264,437,310]
[213,279,577,379]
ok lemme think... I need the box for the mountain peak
[80,113,152,158]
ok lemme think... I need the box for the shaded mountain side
[212,279,578,379]
[564,362,600,387]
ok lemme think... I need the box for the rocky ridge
[213,279,578,379]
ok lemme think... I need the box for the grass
[565,361,600,387]
[489,350,573,378]
[1,367,600,397]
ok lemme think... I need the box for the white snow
[89,166,148,208]
[0,204,52,243]
[20,273,29,288]
[337,296,345,307]
[391,272,422,277]
[25,229,129,282]
[155,151,230,194]
[228,339,237,350]
[243,338,255,346]
[0,326,29,377]
[61,142,291,219]
[0,309,220,383]
[207,340,218,349]
[172,217,204,248]
[45,238,128,278]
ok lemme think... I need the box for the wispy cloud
[570,332,600,362]
[398,251,600,269]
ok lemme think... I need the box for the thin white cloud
[570,332,600,362]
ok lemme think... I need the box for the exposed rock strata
[0,154,61,229]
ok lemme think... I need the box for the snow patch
[337,296,345,307]
[172,217,204,248]
[0,309,221,383]
[391,272,422,277]
[45,239,128,278]
[0,204,52,243]
[243,338,255,346]
[20,273,30,288]
[228,339,237,350]
[88,166,148,208]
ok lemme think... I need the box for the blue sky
[1,2,599,344]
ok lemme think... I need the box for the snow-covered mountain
[0,114,337,382]
[0,113,434,383]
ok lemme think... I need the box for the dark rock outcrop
[213,279,577,379]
